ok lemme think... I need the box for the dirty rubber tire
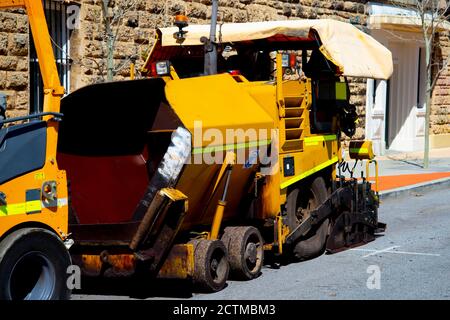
[221,226,264,281]
[190,239,229,293]
[287,177,330,261]
[0,228,72,300]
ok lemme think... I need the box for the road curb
[379,176,450,201]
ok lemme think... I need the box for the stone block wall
[0,8,29,118]
[0,0,448,140]
[431,31,450,135]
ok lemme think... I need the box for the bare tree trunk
[101,0,114,82]
[424,86,432,169]
[424,38,432,169]
[420,0,435,170]
[106,33,114,82]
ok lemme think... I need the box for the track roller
[221,226,264,280]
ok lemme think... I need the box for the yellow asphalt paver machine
[0,0,391,299]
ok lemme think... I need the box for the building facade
[0,0,449,152]
[365,2,450,153]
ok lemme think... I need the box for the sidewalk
[344,147,450,196]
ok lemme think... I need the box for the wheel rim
[294,187,318,226]
[210,248,227,285]
[243,233,263,273]
[7,251,56,300]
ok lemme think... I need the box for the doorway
[384,42,426,152]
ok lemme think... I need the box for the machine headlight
[155,61,171,76]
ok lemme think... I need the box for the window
[417,47,426,109]
[311,78,349,134]
[30,0,73,113]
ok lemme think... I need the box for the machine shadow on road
[73,276,197,299]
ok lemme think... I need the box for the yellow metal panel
[335,82,348,100]
[176,162,257,229]
[0,166,69,239]
[282,79,306,99]
[241,82,279,121]
[304,134,337,146]
[349,140,375,160]
[158,244,195,279]
[260,172,282,220]
[160,188,188,202]
[276,53,285,118]
[165,74,275,147]
[280,156,339,190]
[192,139,271,155]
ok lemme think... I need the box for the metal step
[285,128,303,140]
[282,139,304,151]
[284,117,303,129]
[285,107,304,118]
[284,96,303,108]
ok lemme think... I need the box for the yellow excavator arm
[0,0,64,112]
[0,0,65,169]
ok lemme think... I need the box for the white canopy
[157,19,393,80]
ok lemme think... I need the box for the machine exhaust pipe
[203,0,219,75]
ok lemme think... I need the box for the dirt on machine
[0,0,391,299]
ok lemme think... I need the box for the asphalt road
[72,187,450,300]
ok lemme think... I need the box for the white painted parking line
[351,247,441,257]
[359,246,400,258]
[388,250,441,257]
